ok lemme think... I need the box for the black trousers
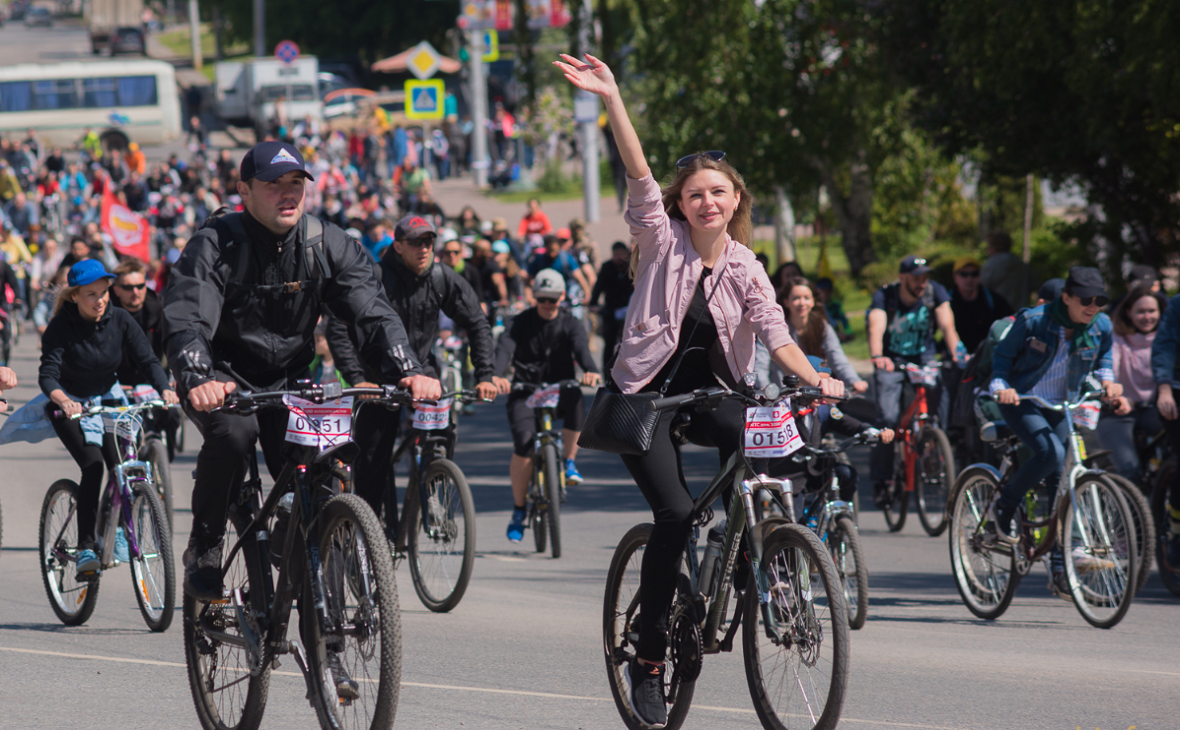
[48,405,119,550]
[619,397,744,663]
[350,401,402,538]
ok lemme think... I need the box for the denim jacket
[1150,292,1180,388]
[990,304,1113,400]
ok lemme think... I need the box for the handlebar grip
[650,392,696,412]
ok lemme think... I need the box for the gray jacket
[754,320,864,389]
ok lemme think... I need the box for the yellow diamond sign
[407,41,441,80]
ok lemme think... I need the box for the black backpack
[201,207,329,302]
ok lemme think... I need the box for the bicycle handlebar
[511,380,583,393]
[1013,389,1105,412]
[61,399,167,420]
[649,383,842,413]
[218,384,416,414]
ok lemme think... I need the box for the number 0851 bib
[743,403,804,458]
[284,395,354,450]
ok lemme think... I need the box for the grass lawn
[488,182,616,204]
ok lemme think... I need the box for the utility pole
[468,30,490,188]
[253,0,265,57]
[188,0,202,71]
[575,0,600,222]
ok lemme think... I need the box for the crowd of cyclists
[0,50,1173,730]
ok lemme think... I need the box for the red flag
[101,186,151,262]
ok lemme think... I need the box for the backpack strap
[206,211,252,290]
[303,215,328,302]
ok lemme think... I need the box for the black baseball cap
[899,255,933,276]
[1038,278,1066,302]
[394,214,437,240]
[240,141,314,182]
[1065,266,1106,299]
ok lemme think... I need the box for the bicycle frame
[389,416,459,553]
[896,373,934,495]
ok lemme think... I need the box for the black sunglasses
[442,248,463,256]
[535,297,560,305]
[117,283,147,291]
[1077,295,1110,307]
[676,150,726,168]
[401,236,435,249]
[955,269,980,278]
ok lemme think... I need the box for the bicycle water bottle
[698,520,727,598]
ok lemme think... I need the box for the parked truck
[215,57,322,139]
[87,0,143,54]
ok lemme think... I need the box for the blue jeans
[869,365,947,482]
[997,401,1069,512]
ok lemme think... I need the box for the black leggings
[48,404,120,550]
[619,397,744,663]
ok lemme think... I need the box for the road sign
[481,30,499,61]
[274,39,300,64]
[405,79,445,120]
[407,41,442,80]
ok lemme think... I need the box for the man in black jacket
[327,214,509,539]
[111,259,163,385]
[589,241,634,365]
[164,141,440,605]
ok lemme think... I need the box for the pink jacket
[611,173,794,394]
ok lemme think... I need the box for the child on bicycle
[989,266,1120,596]
[39,260,177,579]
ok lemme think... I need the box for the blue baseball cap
[240,141,315,182]
[68,259,116,287]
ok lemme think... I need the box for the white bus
[0,59,181,149]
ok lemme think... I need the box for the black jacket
[590,258,634,311]
[40,302,170,398]
[328,254,495,384]
[494,308,598,384]
[113,287,164,387]
[163,211,421,393]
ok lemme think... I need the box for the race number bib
[526,384,561,409]
[743,403,804,458]
[283,395,354,450]
[412,398,454,431]
[904,364,939,387]
[1074,401,1101,431]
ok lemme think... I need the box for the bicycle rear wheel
[744,522,849,730]
[141,437,174,531]
[184,521,270,730]
[39,479,100,626]
[129,483,175,632]
[406,459,476,613]
[304,493,401,730]
[603,523,695,730]
[883,442,909,532]
[829,516,868,630]
[915,427,954,537]
[1150,459,1180,596]
[1102,473,1153,596]
[541,442,562,558]
[1064,476,1136,628]
[948,468,1020,620]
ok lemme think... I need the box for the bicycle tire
[602,523,696,730]
[541,442,562,558]
[948,468,1020,620]
[1102,473,1153,596]
[744,522,849,730]
[830,516,869,630]
[530,460,547,554]
[442,366,463,426]
[141,437,174,531]
[883,441,909,532]
[406,459,476,613]
[184,519,270,730]
[129,483,175,632]
[39,479,100,626]
[1149,459,1180,596]
[303,493,401,730]
[1063,476,1136,628]
[915,427,954,537]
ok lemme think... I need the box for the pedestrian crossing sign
[405,79,445,120]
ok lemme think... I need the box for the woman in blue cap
[39,259,178,579]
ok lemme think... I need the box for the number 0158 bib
[743,403,804,458]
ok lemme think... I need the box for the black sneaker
[1049,570,1072,601]
[626,657,667,727]
[992,503,1019,544]
[872,481,890,510]
[183,535,224,601]
[327,650,359,701]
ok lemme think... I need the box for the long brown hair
[661,155,754,247]
[1112,284,1165,336]
[779,277,829,357]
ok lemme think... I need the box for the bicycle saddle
[312,439,361,466]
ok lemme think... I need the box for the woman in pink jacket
[556,53,844,726]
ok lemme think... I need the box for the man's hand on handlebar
[493,376,512,395]
[872,355,895,372]
[0,366,17,390]
[581,372,602,388]
[189,380,237,412]
[879,428,895,444]
[400,374,442,401]
[162,389,180,406]
[1101,380,1122,403]
[995,388,1019,405]
[57,398,82,418]
[475,381,500,402]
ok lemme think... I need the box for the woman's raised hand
[553,53,617,98]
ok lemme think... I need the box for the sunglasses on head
[676,150,726,168]
[117,283,146,291]
[536,296,560,305]
[1076,295,1110,307]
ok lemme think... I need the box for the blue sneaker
[75,548,100,580]
[565,459,583,486]
[113,527,130,563]
[506,508,526,543]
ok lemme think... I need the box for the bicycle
[382,389,478,613]
[512,380,581,559]
[879,361,956,536]
[434,334,468,424]
[1148,453,1180,596]
[38,398,175,631]
[948,390,1138,628]
[604,381,849,730]
[183,382,401,730]
[126,384,175,530]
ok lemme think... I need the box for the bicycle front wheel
[602,523,695,730]
[1150,460,1180,596]
[407,459,476,613]
[304,493,401,730]
[744,522,849,730]
[883,442,909,532]
[1063,476,1136,629]
[948,468,1019,620]
[829,516,868,630]
[541,442,562,558]
[1102,473,1153,596]
[141,437,174,531]
[39,479,100,626]
[129,483,175,632]
[915,427,954,537]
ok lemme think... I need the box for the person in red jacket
[517,198,552,240]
